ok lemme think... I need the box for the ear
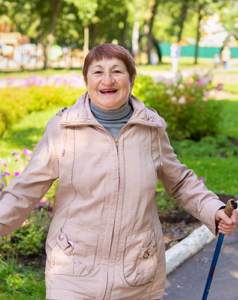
[130,75,136,92]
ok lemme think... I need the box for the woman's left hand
[215,209,238,235]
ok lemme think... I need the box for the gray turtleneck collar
[90,100,134,139]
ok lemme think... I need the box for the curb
[165,224,215,275]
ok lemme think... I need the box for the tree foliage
[0,0,236,65]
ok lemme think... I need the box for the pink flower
[203,91,210,98]
[23,149,32,157]
[14,171,20,176]
[216,83,223,91]
[48,212,53,216]
[178,84,184,89]
[196,78,204,87]
[186,81,192,87]
[3,163,8,167]
[4,172,10,176]
[198,177,205,183]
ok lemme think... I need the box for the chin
[101,100,121,110]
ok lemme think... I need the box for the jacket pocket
[50,226,98,277]
[123,229,158,286]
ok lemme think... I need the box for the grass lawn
[220,84,238,95]
[0,68,83,79]
[0,258,45,300]
[0,58,219,79]
[0,106,63,159]
[137,58,215,72]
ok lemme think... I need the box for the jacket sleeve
[156,118,224,236]
[0,116,62,242]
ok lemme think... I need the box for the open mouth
[100,89,118,95]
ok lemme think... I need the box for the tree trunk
[92,23,98,48]
[177,0,189,42]
[194,3,202,65]
[120,9,128,47]
[152,37,162,62]
[84,27,89,54]
[43,0,63,70]
[147,0,160,64]
[132,0,140,58]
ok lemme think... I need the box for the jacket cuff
[200,199,225,236]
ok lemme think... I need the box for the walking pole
[202,199,237,300]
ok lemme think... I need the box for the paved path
[163,226,238,300]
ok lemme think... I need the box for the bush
[0,257,45,297]
[0,207,51,257]
[155,191,177,215]
[133,74,223,141]
[0,86,86,137]
[172,134,238,158]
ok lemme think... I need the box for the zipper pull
[115,139,118,147]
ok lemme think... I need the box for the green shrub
[0,207,51,258]
[172,134,238,158]
[0,86,86,137]
[133,74,222,141]
[0,257,45,298]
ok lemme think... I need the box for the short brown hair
[83,44,136,83]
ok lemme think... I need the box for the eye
[93,70,102,75]
[113,70,122,74]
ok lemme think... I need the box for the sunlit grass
[0,106,62,159]
[0,258,45,299]
[0,68,83,79]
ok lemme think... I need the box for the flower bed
[0,72,85,89]
[133,73,223,141]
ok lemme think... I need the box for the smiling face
[86,58,135,110]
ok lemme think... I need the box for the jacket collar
[60,92,162,128]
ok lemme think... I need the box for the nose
[101,72,115,85]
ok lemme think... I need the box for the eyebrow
[91,64,122,69]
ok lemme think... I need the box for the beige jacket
[0,93,224,300]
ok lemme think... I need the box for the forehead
[88,58,127,69]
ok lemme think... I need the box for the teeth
[101,90,117,92]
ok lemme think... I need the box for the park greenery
[0,71,238,298]
[1,1,238,299]
[1,0,238,67]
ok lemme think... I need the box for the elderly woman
[0,44,237,300]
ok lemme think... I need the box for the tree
[147,0,160,64]
[43,0,63,69]
[193,0,232,64]
[194,1,203,65]
[132,0,140,56]
[68,0,98,53]
[176,0,190,42]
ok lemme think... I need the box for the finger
[218,223,236,234]
[218,227,235,234]
[220,219,235,226]
[219,225,236,232]
[231,210,238,224]
[220,213,233,225]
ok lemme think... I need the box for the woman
[0,44,237,300]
